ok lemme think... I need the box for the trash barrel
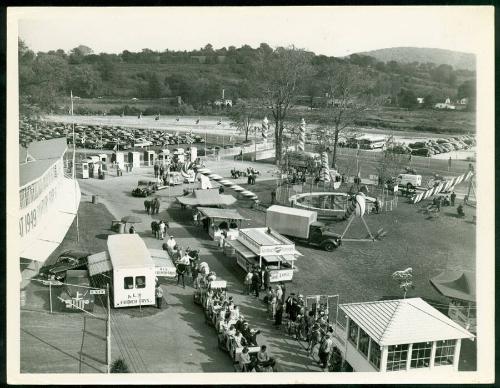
[118,222,126,234]
[92,195,99,204]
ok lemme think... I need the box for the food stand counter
[197,207,249,242]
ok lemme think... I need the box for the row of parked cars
[386,135,475,156]
[19,119,206,149]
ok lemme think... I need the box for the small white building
[331,298,474,374]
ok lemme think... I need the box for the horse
[144,199,152,215]
[151,221,159,238]
[152,198,160,214]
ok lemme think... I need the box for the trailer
[266,205,341,251]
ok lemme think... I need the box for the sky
[14,6,489,56]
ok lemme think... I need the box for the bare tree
[321,63,377,168]
[228,102,260,141]
[259,46,313,164]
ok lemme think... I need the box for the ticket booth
[189,146,198,162]
[79,162,89,179]
[128,151,141,168]
[144,150,156,167]
[98,153,108,163]
[112,152,125,170]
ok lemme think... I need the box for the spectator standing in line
[244,271,253,295]
[274,300,284,328]
[252,267,262,298]
[263,267,271,292]
[450,191,457,207]
[318,333,334,370]
[155,285,164,309]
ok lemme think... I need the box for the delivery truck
[107,234,156,308]
[266,205,341,251]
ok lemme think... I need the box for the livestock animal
[151,198,161,214]
[144,199,152,214]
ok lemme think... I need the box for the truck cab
[308,222,341,251]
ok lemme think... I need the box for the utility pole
[107,283,111,374]
[71,91,80,243]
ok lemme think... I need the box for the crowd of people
[193,267,278,372]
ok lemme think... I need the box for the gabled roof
[340,297,474,346]
[27,137,67,160]
[107,234,154,269]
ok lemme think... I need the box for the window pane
[387,344,409,371]
[348,320,358,346]
[410,342,432,369]
[124,276,134,289]
[358,329,370,356]
[434,339,455,366]
[135,276,146,289]
[369,339,381,370]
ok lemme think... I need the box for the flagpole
[71,91,80,243]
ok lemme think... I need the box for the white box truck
[107,234,156,308]
[266,205,341,251]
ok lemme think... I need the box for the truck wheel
[322,241,337,252]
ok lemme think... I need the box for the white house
[331,298,474,374]
[434,98,456,110]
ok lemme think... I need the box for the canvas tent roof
[340,297,474,346]
[197,207,249,220]
[176,189,236,207]
[430,270,475,302]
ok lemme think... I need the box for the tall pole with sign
[71,91,80,243]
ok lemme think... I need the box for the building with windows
[331,298,474,373]
[19,138,80,275]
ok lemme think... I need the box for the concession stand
[196,207,249,241]
[225,227,302,282]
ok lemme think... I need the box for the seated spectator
[238,347,255,372]
[233,330,247,348]
[241,321,260,346]
[256,345,277,371]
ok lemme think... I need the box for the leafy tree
[68,65,101,97]
[259,46,313,164]
[397,88,417,109]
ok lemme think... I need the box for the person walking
[448,156,452,171]
[159,165,165,179]
[244,271,253,295]
[154,163,159,178]
[158,220,166,239]
[271,189,276,205]
[176,252,190,288]
[450,191,457,207]
[128,225,135,234]
[252,267,261,298]
[280,282,287,304]
[155,285,164,309]
[276,284,283,306]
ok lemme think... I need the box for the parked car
[38,250,90,281]
[132,180,158,197]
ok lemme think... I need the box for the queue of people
[193,270,277,372]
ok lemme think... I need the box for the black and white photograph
[6,6,494,384]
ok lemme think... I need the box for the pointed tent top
[430,270,475,302]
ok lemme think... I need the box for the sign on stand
[270,269,294,283]
[90,289,106,295]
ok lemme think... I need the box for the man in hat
[166,235,177,252]
[241,321,260,346]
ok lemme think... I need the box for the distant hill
[353,47,476,71]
